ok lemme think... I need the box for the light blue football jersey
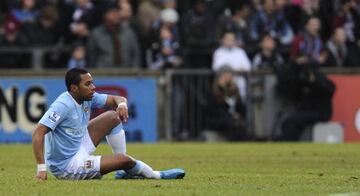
[39,92,107,175]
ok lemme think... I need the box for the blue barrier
[0,77,157,143]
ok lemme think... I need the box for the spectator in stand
[20,5,59,46]
[150,1,179,38]
[9,0,39,24]
[118,1,142,44]
[217,2,252,48]
[332,0,360,66]
[213,32,252,73]
[147,8,181,70]
[119,1,142,67]
[205,66,247,141]
[161,0,177,9]
[282,0,306,35]
[136,0,162,68]
[148,24,182,70]
[291,16,327,66]
[300,0,320,17]
[118,2,142,45]
[285,0,333,41]
[0,17,28,68]
[250,0,294,46]
[67,42,86,69]
[87,1,141,68]
[324,27,349,67]
[212,31,252,99]
[275,61,335,141]
[118,0,139,14]
[333,0,360,44]
[253,34,284,70]
[251,0,263,12]
[136,0,161,38]
[317,0,337,41]
[275,0,320,38]
[181,0,218,68]
[58,0,98,44]
[148,1,180,48]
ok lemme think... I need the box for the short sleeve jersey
[39,92,107,175]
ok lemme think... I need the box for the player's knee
[106,111,121,124]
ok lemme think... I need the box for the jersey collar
[66,92,82,108]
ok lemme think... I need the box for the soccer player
[32,68,185,180]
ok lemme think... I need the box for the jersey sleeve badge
[49,111,61,123]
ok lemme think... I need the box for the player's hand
[35,171,47,181]
[116,103,129,123]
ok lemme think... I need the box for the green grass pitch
[1,143,360,195]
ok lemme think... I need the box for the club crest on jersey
[49,112,60,123]
[84,107,89,113]
[84,160,94,169]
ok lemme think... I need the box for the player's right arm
[32,124,50,180]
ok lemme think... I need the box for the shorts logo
[84,160,94,169]
[49,112,60,123]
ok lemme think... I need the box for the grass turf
[0,143,360,195]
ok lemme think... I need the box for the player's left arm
[32,124,50,180]
[105,95,129,122]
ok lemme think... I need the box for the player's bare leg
[101,154,167,179]
[87,111,185,179]
[87,111,120,146]
[100,154,134,175]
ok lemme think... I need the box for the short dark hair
[260,33,274,42]
[341,0,352,6]
[65,68,89,91]
[230,1,250,16]
[101,1,119,16]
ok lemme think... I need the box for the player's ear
[70,84,79,93]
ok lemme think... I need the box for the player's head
[65,68,95,101]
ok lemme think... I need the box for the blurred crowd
[0,0,360,70]
[0,0,358,140]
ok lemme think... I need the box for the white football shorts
[55,129,101,180]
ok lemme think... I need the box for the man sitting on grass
[32,68,185,180]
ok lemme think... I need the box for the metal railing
[0,46,71,70]
[164,69,255,141]
[161,67,360,141]
[1,67,360,141]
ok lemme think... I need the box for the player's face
[78,73,96,101]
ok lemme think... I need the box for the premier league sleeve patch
[49,111,61,123]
